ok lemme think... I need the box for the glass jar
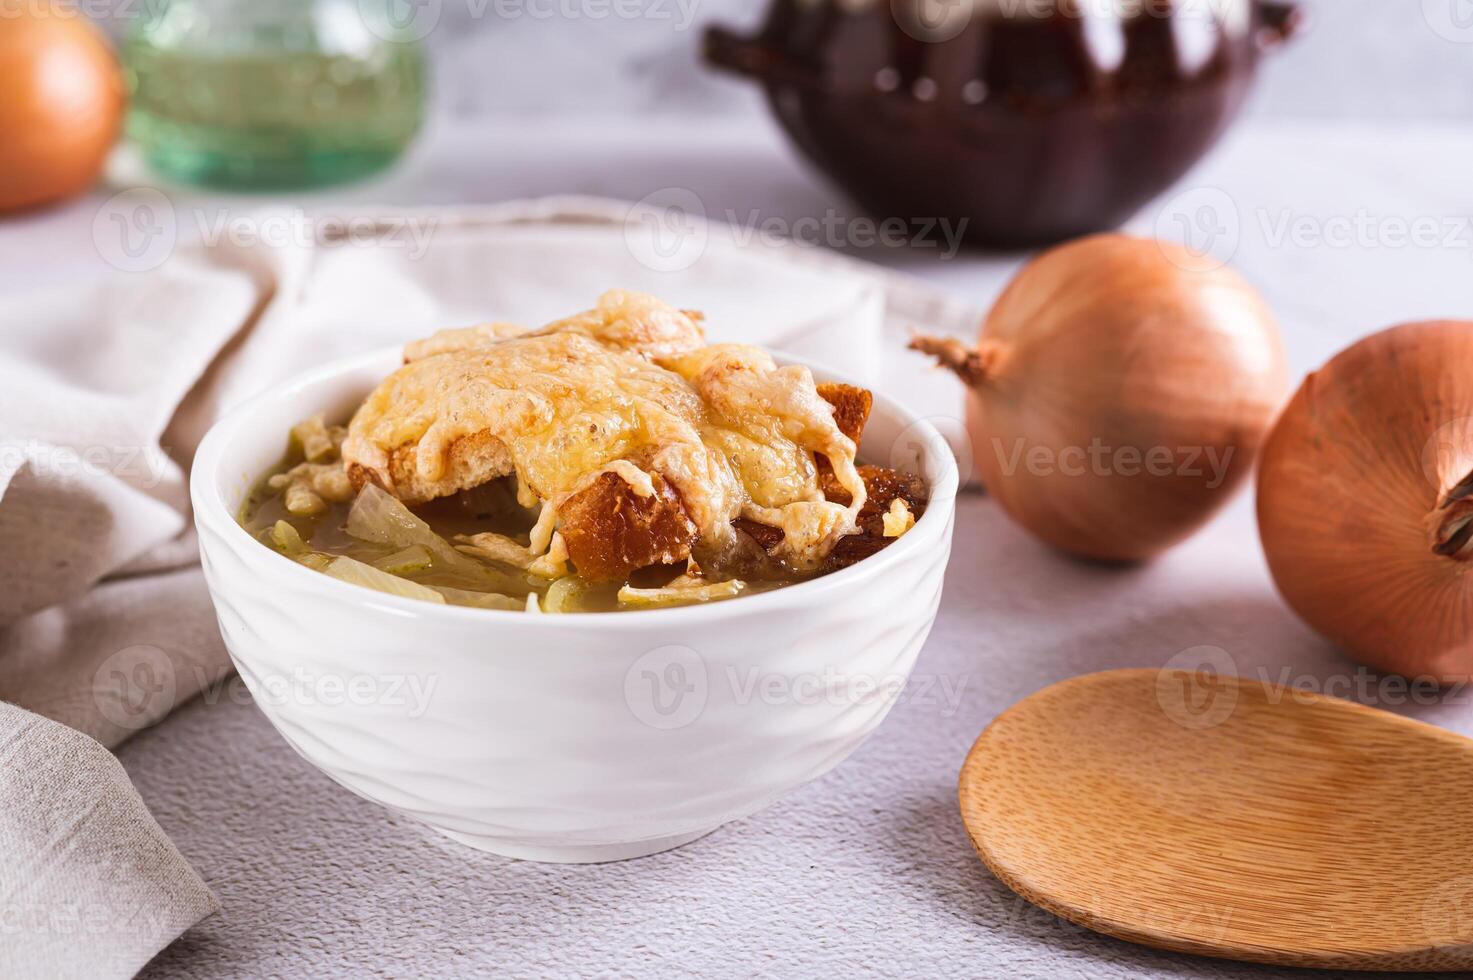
[124,0,427,190]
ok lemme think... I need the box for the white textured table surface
[10,117,1473,979]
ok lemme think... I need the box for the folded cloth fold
[0,703,218,980]
[0,263,263,625]
[0,566,233,748]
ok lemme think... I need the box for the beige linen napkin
[0,237,276,980]
[0,196,980,979]
[0,703,218,979]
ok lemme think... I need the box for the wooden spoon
[959,668,1473,971]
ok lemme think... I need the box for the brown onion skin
[0,5,124,213]
[917,234,1287,562]
[1257,321,1473,682]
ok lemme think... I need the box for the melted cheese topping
[343,291,867,570]
[883,499,915,538]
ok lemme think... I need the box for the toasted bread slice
[817,382,873,445]
[559,471,699,583]
[815,382,873,482]
[346,431,514,506]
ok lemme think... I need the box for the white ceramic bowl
[191,348,958,863]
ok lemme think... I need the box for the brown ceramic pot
[705,0,1299,249]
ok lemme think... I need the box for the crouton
[814,381,873,483]
[559,471,699,583]
[817,382,873,445]
[347,430,514,506]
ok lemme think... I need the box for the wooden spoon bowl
[960,669,1473,971]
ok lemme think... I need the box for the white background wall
[415,0,1473,120]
